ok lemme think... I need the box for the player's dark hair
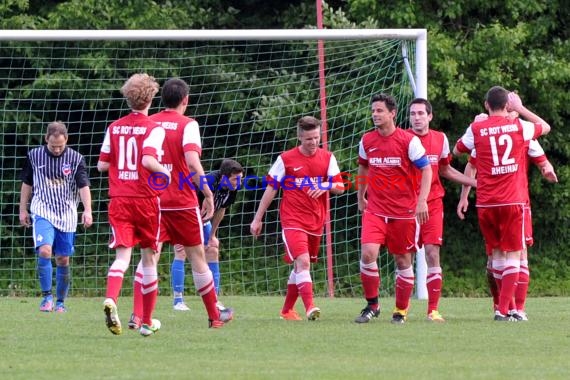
[409,98,432,115]
[485,86,509,111]
[370,93,397,112]
[161,78,189,108]
[219,159,244,177]
[297,116,321,135]
[46,121,68,139]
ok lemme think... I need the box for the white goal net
[0,29,427,298]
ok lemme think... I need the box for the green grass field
[1,296,569,379]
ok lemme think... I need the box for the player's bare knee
[38,246,52,259]
[295,253,311,271]
[205,246,219,262]
[55,255,69,266]
[360,245,379,263]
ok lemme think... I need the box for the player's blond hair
[120,73,159,111]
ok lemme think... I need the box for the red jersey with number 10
[99,112,164,198]
[455,116,542,207]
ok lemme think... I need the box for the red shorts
[108,197,160,250]
[418,198,444,247]
[477,204,525,253]
[361,211,418,255]
[524,205,533,247]
[282,228,322,264]
[160,207,203,247]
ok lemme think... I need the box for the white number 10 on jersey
[117,136,138,170]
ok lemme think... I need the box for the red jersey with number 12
[455,116,542,206]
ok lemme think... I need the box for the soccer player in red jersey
[129,77,233,329]
[453,87,551,321]
[250,116,344,321]
[406,98,477,322]
[457,113,557,321]
[97,73,170,336]
[354,93,432,324]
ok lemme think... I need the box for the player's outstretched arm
[19,182,32,228]
[79,186,93,228]
[250,186,278,238]
[208,208,226,246]
[356,164,369,212]
[142,155,171,184]
[507,92,551,135]
[416,164,432,224]
[440,164,477,187]
[185,150,214,220]
[537,160,558,183]
[97,161,110,172]
[457,162,476,220]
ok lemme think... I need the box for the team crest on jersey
[62,163,72,176]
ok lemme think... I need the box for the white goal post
[0,29,427,299]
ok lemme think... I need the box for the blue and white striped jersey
[20,146,90,232]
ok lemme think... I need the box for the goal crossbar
[0,29,426,41]
[0,29,427,99]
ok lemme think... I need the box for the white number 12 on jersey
[489,135,515,166]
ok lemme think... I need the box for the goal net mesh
[0,36,418,297]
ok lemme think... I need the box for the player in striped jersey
[19,121,93,313]
[98,73,170,336]
[250,116,344,321]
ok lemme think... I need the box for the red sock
[515,262,530,311]
[498,260,520,315]
[395,267,414,311]
[141,265,158,325]
[295,270,314,313]
[282,271,298,313]
[360,261,380,300]
[193,270,219,321]
[105,259,129,303]
[132,261,143,318]
[426,266,442,313]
